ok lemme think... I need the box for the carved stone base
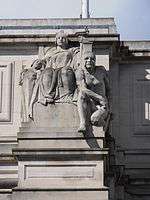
[29,102,80,129]
[12,148,108,200]
[12,189,109,200]
[12,102,108,200]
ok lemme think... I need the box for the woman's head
[55,30,68,48]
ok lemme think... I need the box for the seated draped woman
[75,51,110,132]
[21,30,79,120]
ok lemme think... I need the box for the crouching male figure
[75,51,110,132]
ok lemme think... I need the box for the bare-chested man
[75,51,109,132]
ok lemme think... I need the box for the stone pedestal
[12,189,108,200]
[12,103,108,200]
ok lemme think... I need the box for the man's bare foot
[78,124,86,132]
[91,110,101,125]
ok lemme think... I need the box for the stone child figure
[75,51,109,132]
[19,60,45,122]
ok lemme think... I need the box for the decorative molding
[19,161,103,189]
[0,62,13,122]
[0,25,113,30]
[25,164,95,179]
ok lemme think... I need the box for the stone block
[29,103,80,129]
[18,138,103,149]
[17,160,104,189]
[12,189,108,200]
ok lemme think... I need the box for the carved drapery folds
[19,30,110,132]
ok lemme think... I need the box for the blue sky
[0,0,149,40]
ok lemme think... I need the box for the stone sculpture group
[19,30,109,132]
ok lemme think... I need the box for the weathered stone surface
[0,191,12,200]
[30,103,80,128]
[12,189,108,200]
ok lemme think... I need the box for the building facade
[0,18,149,200]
